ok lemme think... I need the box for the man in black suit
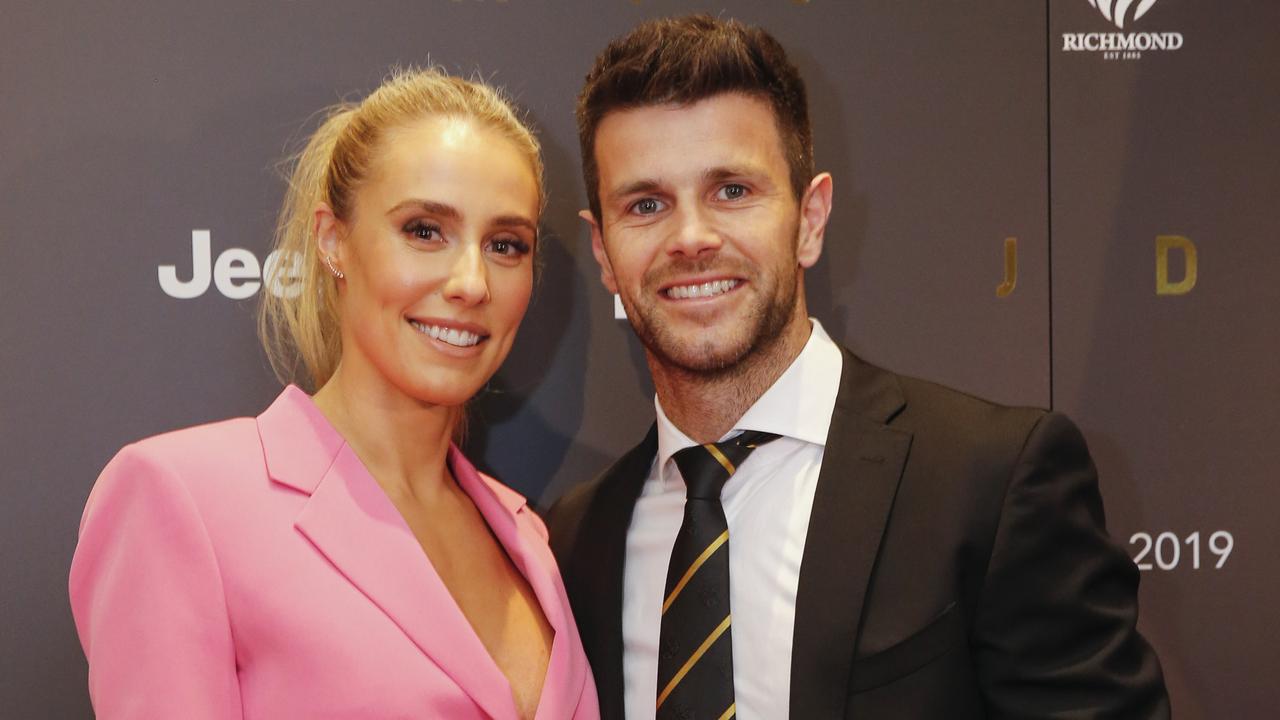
[548,15,1169,719]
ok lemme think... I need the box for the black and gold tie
[656,430,781,720]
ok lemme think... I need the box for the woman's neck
[311,360,460,504]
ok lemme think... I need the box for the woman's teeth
[666,279,739,300]
[409,320,483,347]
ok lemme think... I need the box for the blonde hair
[259,66,544,390]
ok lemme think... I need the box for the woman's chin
[402,380,485,409]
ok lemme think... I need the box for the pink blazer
[69,386,599,719]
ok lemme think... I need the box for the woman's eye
[717,183,748,201]
[489,238,531,257]
[630,198,665,216]
[403,220,442,242]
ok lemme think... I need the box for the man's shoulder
[547,473,605,529]
[546,424,657,538]
[900,372,1044,428]
[557,426,657,502]
[842,349,1048,444]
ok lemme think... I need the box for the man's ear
[314,202,344,273]
[581,209,619,294]
[796,173,833,269]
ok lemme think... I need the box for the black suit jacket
[547,348,1169,719]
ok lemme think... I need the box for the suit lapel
[571,425,657,720]
[259,388,515,720]
[789,349,912,719]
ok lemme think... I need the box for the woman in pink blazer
[69,68,599,719]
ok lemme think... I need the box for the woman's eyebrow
[492,215,538,233]
[385,199,460,219]
[385,200,534,232]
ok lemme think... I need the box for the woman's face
[321,116,539,408]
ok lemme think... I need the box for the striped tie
[656,430,781,720]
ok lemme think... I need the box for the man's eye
[403,220,441,242]
[717,184,748,201]
[631,198,665,215]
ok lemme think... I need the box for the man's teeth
[667,279,739,300]
[409,321,483,347]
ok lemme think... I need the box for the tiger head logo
[1088,0,1160,29]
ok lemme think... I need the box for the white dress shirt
[622,319,844,720]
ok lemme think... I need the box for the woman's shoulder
[77,417,265,542]
[114,416,262,474]
[92,416,266,505]
[114,385,316,468]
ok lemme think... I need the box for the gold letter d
[1156,235,1197,296]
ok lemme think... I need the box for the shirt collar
[653,318,843,488]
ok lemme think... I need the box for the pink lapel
[448,446,589,720]
[257,387,516,719]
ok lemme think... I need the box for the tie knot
[672,430,781,500]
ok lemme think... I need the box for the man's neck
[651,313,813,444]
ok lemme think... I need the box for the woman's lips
[406,318,489,348]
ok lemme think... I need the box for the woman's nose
[443,244,490,306]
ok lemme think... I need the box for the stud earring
[324,254,344,279]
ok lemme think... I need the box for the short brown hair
[576,14,814,220]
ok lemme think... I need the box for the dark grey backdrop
[1,1,1272,716]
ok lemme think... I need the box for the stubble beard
[622,258,801,383]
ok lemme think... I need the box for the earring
[324,254,344,279]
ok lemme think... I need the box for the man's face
[587,92,825,374]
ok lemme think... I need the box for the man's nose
[667,204,723,257]
[443,243,490,306]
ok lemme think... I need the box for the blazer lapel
[447,446,587,720]
[789,349,912,719]
[571,425,657,720]
[259,388,514,720]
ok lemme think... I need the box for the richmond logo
[1087,0,1159,30]
[1063,0,1182,59]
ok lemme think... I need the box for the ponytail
[259,106,353,389]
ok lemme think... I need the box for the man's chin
[644,332,757,376]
